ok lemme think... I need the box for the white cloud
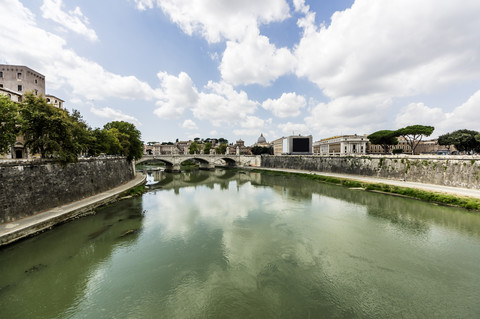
[90,106,142,126]
[0,0,158,102]
[278,122,309,136]
[195,81,259,126]
[154,72,199,119]
[133,0,154,11]
[233,116,267,136]
[305,94,392,138]
[262,92,306,118]
[295,0,480,99]
[220,31,295,86]
[182,119,198,130]
[136,0,290,43]
[41,0,98,42]
[395,90,480,136]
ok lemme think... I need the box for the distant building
[0,64,45,98]
[0,64,64,159]
[253,133,271,148]
[314,135,367,155]
[227,139,251,155]
[272,137,285,155]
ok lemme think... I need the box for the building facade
[314,135,368,155]
[0,64,46,98]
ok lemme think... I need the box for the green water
[1,169,480,318]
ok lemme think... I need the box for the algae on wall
[261,155,480,190]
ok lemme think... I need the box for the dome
[257,133,266,144]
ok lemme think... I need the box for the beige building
[314,135,368,155]
[0,64,46,98]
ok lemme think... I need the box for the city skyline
[1,0,480,145]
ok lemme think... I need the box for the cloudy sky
[1,0,480,145]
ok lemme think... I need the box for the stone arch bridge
[136,154,261,171]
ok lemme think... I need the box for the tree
[250,146,273,155]
[395,125,434,154]
[0,95,19,154]
[147,141,159,145]
[218,138,228,145]
[19,93,81,163]
[444,129,480,154]
[203,142,212,154]
[367,130,399,154]
[103,121,143,161]
[438,132,455,151]
[189,141,199,154]
[215,143,227,154]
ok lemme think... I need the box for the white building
[314,135,368,155]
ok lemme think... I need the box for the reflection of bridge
[136,154,260,171]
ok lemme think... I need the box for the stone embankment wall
[0,158,135,223]
[262,155,480,189]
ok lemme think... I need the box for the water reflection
[1,169,480,318]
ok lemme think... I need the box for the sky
[1,0,480,145]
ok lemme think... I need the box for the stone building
[0,64,65,159]
[314,135,368,155]
[0,64,46,98]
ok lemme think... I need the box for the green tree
[0,95,19,154]
[444,129,480,154]
[19,93,81,163]
[395,125,434,154]
[438,132,455,152]
[203,141,212,154]
[103,121,143,161]
[215,143,227,154]
[367,130,399,154]
[189,141,199,154]
[250,146,273,155]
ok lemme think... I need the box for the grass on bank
[123,184,146,197]
[252,169,480,212]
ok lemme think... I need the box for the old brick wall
[262,155,480,189]
[0,158,134,223]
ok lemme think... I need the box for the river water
[1,169,480,318]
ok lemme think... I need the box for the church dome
[257,133,266,144]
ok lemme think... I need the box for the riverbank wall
[0,158,135,224]
[261,155,480,189]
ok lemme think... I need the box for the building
[1,65,65,159]
[272,137,285,155]
[227,139,251,155]
[253,133,271,148]
[314,135,368,155]
[0,64,46,98]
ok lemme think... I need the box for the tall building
[0,64,64,159]
[0,64,46,99]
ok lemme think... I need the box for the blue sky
[1,0,480,145]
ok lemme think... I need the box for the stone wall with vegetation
[0,158,135,223]
[262,155,480,189]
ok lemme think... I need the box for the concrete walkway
[254,167,480,199]
[0,173,146,246]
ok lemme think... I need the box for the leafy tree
[70,109,93,156]
[443,129,480,154]
[103,121,143,161]
[189,141,199,154]
[438,132,455,151]
[215,143,227,154]
[0,95,19,154]
[250,146,273,155]
[203,142,212,154]
[147,141,159,145]
[88,128,122,156]
[218,138,228,145]
[19,93,81,163]
[395,125,434,154]
[367,130,399,154]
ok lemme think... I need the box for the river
[1,169,479,318]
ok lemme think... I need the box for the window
[0,71,3,78]
[0,84,3,88]
[18,85,22,91]
[17,72,22,79]
[34,89,38,95]
[34,79,38,84]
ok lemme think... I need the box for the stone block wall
[0,158,135,223]
[262,155,480,189]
